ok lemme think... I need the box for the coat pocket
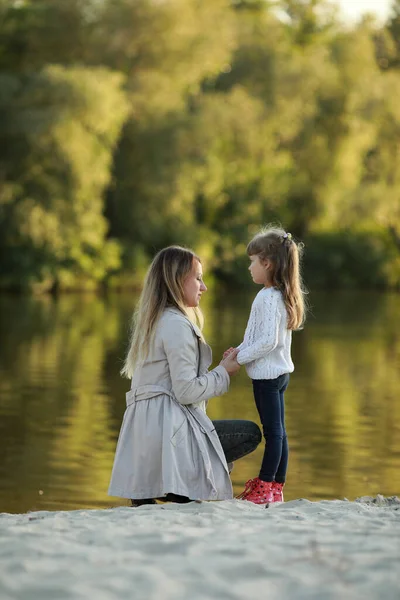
[171,419,189,447]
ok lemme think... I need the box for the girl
[108,246,261,506]
[224,226,306,504]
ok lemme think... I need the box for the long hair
[247,225,307,330]
[121,246,203,378]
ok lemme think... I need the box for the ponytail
[247,226,307,330]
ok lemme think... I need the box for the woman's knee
[247,420,262,446]
[236,421,262,459]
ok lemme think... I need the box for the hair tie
[282,232,292,242]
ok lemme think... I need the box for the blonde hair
[247,225,307,330]
[121,246,203,378]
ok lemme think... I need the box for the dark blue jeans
[212,419,262,464]
[252,374,290,483]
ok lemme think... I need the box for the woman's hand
[220,348,240,376]
[222,347,235,359]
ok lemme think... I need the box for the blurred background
[0,0,399,512]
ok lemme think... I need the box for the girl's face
[248,254,271,286]
[182,259,207,307]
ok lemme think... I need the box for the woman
[108,246,261,505]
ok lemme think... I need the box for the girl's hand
[223,347,235,359]
[220,348,240,376]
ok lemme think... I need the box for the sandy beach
[0,496,399,600]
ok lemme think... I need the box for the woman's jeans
[252,374,290,483]
[212,419,261,464]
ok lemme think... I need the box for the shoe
[272,482,284,502]
[236,478,258,499]
[130,498,157,507]
[243,479,274,504]
[163,493,191,503]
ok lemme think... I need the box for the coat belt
[125,384,212,436]
[126,384,175,407]
[124,384,229,481]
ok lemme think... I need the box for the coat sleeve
[162,317,230,405]
[237,292,282,365]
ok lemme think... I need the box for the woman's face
[182,259,207,307]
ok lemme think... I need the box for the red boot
[243,479,274,504]
[272,482,284,502]
[236,478,258,499]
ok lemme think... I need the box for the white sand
[1,496,399,600]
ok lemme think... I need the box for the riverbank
[0,496,399,600]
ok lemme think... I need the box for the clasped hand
[219,347,240,376]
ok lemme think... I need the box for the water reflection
[0,290,399,513]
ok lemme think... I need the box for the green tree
[387,0,400,68]
[104,0,237,262]
[1,0,400,290]
[0,66,129,290]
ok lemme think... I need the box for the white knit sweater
[236,287,294,380]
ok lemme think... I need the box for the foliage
[0,64,129,290]
[0,0,400,290]
[304,229,400,289]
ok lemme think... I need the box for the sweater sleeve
[162,317,230,405]
[237,291,281,365]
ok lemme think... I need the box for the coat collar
[165,307,203,339]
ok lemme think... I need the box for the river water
[0,289,399,513]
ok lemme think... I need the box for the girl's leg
[274,375,290,484]
[212,419,261,464]
[252,375,288,482]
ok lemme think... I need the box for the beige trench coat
[108,307,233,501]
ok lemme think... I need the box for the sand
[0,496,399,600]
